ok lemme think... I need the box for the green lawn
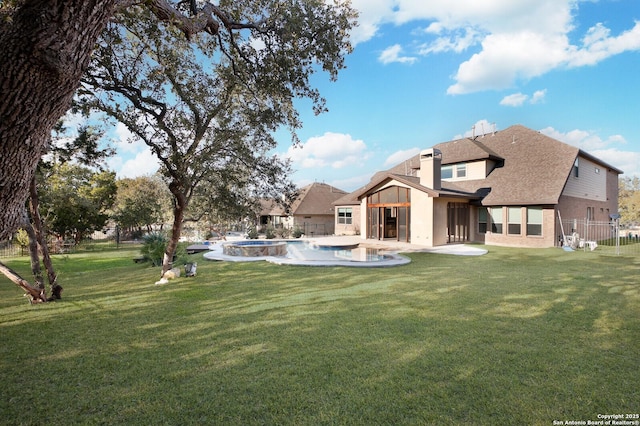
[0,246,638,425]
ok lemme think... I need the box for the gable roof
[291,182,347,215]
[441,125,579,205]
[337,124,622,207]
[439,125,622,205]
[263,182,347,216]
[343,172,479,202]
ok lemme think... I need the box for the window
[527,207,542,236]
[338,208,352,225]
[490,207,503,233]
[478,207,488,234]
[442,164,466,179]
[574,158,579,177]
[508,207,521,235]
[368,186,410,205]
[456,163,467,178]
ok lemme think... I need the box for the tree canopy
[72,2,355,273]
[39,163,117,243]
[0,0,357,241]
[619,176,640,226]
[113,176,171,238]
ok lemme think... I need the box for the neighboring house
[334,124,622,248]
[260,182,347,236]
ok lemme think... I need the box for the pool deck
[201,236,487,267]
[319,236,488,256]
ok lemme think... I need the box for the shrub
[246,227,259,240]
[276,227,291,239]
[140,232,168,266]
[292,227,304,238]
[265,226,276,239]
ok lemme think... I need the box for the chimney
[420,148,442,190]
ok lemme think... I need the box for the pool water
[203,239,409,267]
[285,241,388,262]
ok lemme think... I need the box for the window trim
[526,207,543,236]
[456,163,467,178]
[507,207,522,235]
[337,207,352,225]
[478,207,488,234]
[441,165,453,179]
[490,207,503,234]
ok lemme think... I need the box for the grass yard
[0,246,638,425]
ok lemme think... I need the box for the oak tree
[0,0,356,292]
[78,2,355,274]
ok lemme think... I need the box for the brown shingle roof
[443,125,622,205]
[337,124,622,207]
[433,125,579,205]
[290,182,347,215]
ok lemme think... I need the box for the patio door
[447,202,470,243]
[366,186,411,242]
[384,207,397,239]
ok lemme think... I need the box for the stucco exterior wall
[410,190,434,246]
[433,198,456,246]
[359,198,367,241]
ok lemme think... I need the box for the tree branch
[0,261,47,304]
[141,0,269,39]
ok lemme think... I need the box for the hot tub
[222,240,288,257]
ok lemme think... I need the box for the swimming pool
[203,240,410,267]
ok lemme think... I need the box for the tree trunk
[29,176,61,297]
[23,218,44,289]
[162,183,188,276]
[0,1,119,240]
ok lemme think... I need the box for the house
[260,182,347,236]
[334,124,622,248]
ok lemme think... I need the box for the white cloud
[567,21,640,67]
[111,122,147,154]
[350,1,640,94]
[105,122,161,178]
[285,132,368,170]
[447,30,568,94]
[383,148,421,167]
[331,173,374,192]
[538,126,628,151]
[378,44,417,64]
[500,93,529,107]
[500,89,547,107]
[530,89,547,104]
[115,148,161,179]
[590,148,640,177]
[418,27,482,55]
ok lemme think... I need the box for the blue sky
[107,0,640,192]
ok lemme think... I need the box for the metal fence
[0,240,20,258]
[560,218,640,256]
[0,235,120,258]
